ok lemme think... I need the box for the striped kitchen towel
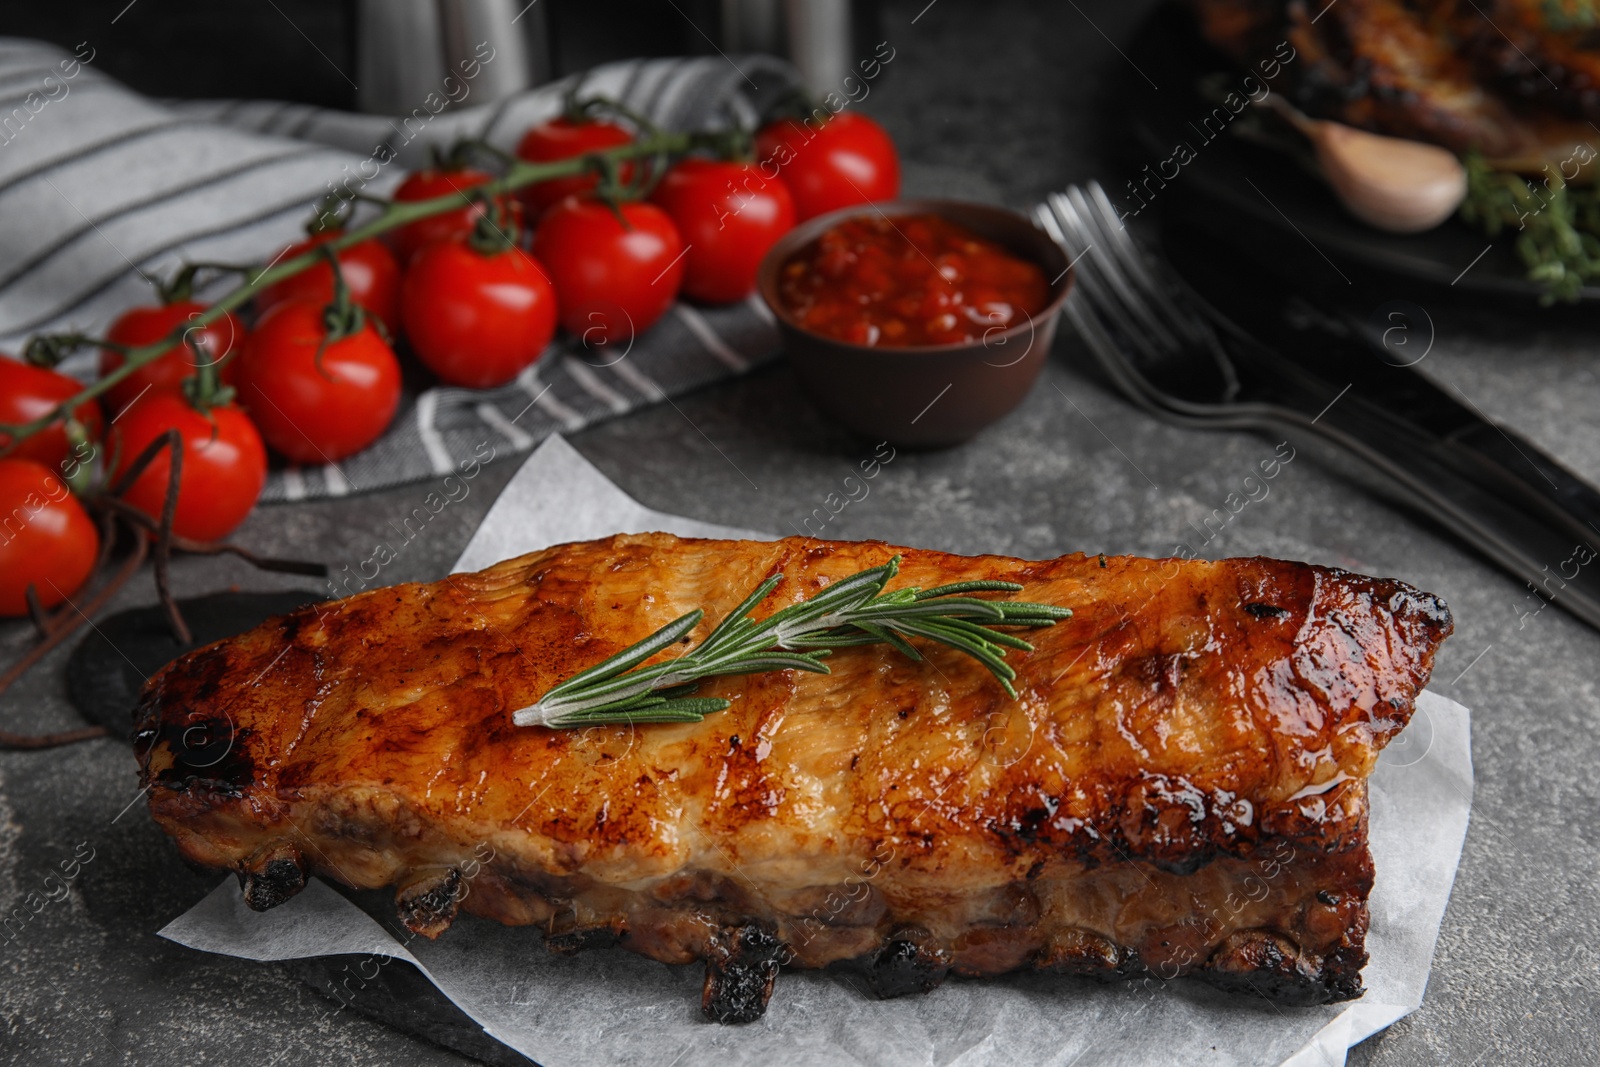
[0,38,797,502]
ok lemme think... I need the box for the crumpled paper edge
[1286,690,1474,1066]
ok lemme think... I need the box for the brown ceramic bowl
[757,199,1073,447]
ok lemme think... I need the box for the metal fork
[1037,181,1600,631]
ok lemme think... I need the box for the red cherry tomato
[258,232,401,331]
[755,111,901,222]
[109,393,266,543]
[390,167,521,265]
[235,300,402,464]
[0,458,99,615]
[0,356,102,471]
[402,237,558,389]
[650,157,796,304]
[515,117,634,219]
[531,197,684,345]
[100,301,244,414]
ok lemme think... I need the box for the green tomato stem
[0,129,695,449]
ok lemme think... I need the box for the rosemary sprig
[511,556,1072,729]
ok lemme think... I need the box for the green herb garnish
[511,556,1071,729]
[1540,0,1600,32]
[1458,151,1600,304]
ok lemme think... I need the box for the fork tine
[1058,188,1186,356]
[1082,182,1213,349]
[1036,195,1177,367]
[1033,198,1077,257]
[1040,191,1091,260]
[1043,192,1161,351]
[1082,182,1176,303]
[1075,183,1244,403]
[1045,192,1182,365]
[1068,185,1196,351]
[1036,199,1175,411]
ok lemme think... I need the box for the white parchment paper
[160,436,1475,1067]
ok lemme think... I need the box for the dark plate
[66,591,324,737]
[1118,3,1600,304]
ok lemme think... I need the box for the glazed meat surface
[136,534,1451,1020]
[1192,0,1600,168]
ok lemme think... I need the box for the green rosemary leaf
[854,597,1009,621]
[760,561,897,631]
[657,698,735,716]
[995,604,1074,623]
[988,619,1058,634]
[710,652,834,675]
[551,690,728,718]
[540,657,689,705]
[512,557,1067,730]
[851,621,924,661]
[542,609,704,700]
[781,629,882,649]
[913,579,1025,599]
[621,701,734,722]
[934,616,1038,652]
[549,698,731,727]
[1023,604,1074,617]
[565,692,673,715]
[890,618,1017,680]
[540,691,675,720]
[696,574,782,656]
[890,619,1022,697]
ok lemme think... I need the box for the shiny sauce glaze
[777,214,1051,347]
[136,532,1453,1017]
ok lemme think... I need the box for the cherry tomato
[650,157,795,304]
[756,111,901,222]
[257,232,401,331]
[0,458,99,615]
[100,301,244,414]
[0,356,102,471]
[235,300,401,464]
[531,197,684,345]
[515,117,634,219]
[390,167,521,265]
[109,393,266,543]
[402,237,558,389]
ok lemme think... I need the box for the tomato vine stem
[0,129,697,449]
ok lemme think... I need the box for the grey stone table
[3,1,1598,1063]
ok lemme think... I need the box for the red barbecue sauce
[777,214,1051,347]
